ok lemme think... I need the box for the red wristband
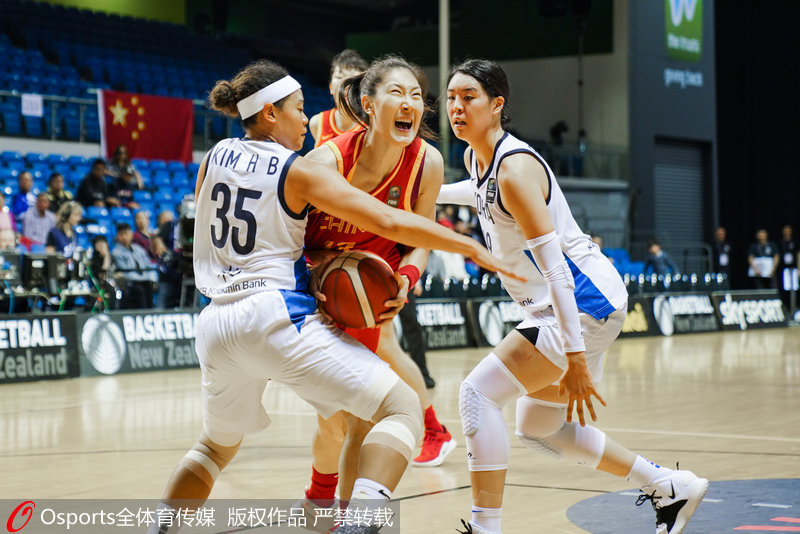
[396,265,421,287]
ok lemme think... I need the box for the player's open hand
[376,272,410,326]
[468,245,527,282]
[558,351,607,426]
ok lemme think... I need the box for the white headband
[236,76,301,119]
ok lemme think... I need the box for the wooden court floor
[1,326,799,533]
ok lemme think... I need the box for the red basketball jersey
[305,129,427,271]
[313,108,363,148]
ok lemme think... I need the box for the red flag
[99,90,193,163]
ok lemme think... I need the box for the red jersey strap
[314,108,362,148]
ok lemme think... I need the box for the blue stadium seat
[153,191,174,204]
[68,155,89,166]
[47,154,67,165]
[1,151,22,163]
[132,190,152,203]
[110,207,132,220]
[85,206,109,219]
[167,161,185,172]
[2,112,22,135]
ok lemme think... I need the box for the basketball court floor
[2,326,799,533]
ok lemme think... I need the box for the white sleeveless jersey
[194,138,311,303]
[469,133,627,319]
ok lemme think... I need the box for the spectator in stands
[132,211,156,259]
[110,168,142,209]
[778,225,797,307]
[106,144,144,189]
[20,193,55,245]
[76,158,119,208]
[112,222,157,309]
[0,192,18,234]
[644,239,680,276]
[0,229,17,250]
[748,229,779,289]
[45,201,82,257]
[157,209,175,228]
[89,235,116,310]
[10,171,36,217]
[45,172,73,214]
[711,226,731,277]
[90,235,112,283]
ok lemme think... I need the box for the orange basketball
[318,250,399,329]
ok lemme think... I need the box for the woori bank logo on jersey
[665,0,702,61]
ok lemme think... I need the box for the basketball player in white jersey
[437,59,708,534]
[147,59,519,534]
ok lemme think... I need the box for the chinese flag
[99,90,193,163]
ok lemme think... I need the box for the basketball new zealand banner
[414,299,473,350]
[76,311,200,376]
[0,314,79,383]
[468,297,527,347]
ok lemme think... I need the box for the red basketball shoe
[412,425,457,467]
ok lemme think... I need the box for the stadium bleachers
[0,0,332,144]
[0,148,195,244]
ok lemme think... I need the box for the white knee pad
[364,380,424,461]
[460,353,526,472]
[514,396,606,469]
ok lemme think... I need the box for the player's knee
[317,412,347,445]
[460,353,527,437]
[364,380,423,461]
[195,431,242,473]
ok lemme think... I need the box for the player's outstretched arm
[286,156,524,281]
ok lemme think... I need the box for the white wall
[424,0,628,149]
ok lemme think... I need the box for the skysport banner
[76,310,200,376]
[712,291,787,330]
[0,314,80,384]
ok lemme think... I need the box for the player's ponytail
[209,59,290,127]
[337,55,436,140]
[337,72,369,128]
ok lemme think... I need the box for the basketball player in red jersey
[302,56,456,509]
[308,49,367,147]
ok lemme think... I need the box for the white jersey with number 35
[469,132,627,320]
[194,137,310,303]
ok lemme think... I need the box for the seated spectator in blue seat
[110,168,142,209]
[45,201,82,257]
[10,171,36,217]
[106,144,144,189]
[20,193,55,245]
[112,222,157,309]
[45,172,73,214]
[76,158,120,208]
[644,239,680,276]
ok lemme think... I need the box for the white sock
[627,455,670,488]
[472,505,502,533]
[351,477,392,502]
[146,503,181,534]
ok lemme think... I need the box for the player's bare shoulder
[305,142,338,168]
[308,112,323,144]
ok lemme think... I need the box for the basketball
[318,250,399,329]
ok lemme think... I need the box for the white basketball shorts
[516,303,627,384]
[195,289,395,438]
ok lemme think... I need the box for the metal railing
[0,89,238,150]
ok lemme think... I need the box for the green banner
[665,0,702,61]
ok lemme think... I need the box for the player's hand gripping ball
[318,250,399,328]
